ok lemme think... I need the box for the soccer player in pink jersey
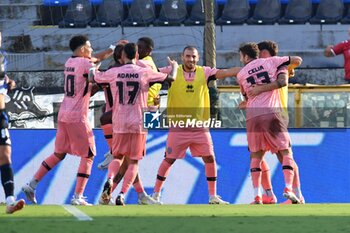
[22,35,115,205]
[91,43,178,205]
[240,41,304,204]
[236,42,302,204]
[97,42,161,205]
[98,43,126,170]
[248,41,304,204]
[151,46,240,205]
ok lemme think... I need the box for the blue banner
[6,129,350,204]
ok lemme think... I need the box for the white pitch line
[62,205,93,221]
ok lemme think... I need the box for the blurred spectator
[324,28,350,83]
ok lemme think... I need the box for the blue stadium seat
[90,0,124,27]
[43,0,71,6]
[90,0,102,5]
[121,0,226,4]
[216,0,251,25]
[184,0,219,25]
[58,0,93,28]
[247,0,281,24]
[122,0,156,26]
[309,0,344,24]
[43,0,102,5]
[251,0,289,2]
[153,0,188,26]
[279,0,312,24]
[41,1,71,25]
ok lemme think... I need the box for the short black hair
[137,37,154,50]
[123,43,138,60]
[258,40,278,56]
[113,44,125,64]
[69,35,89,52]
[182,45,198,54]
[239,42,259,59]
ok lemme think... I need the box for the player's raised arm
[164,56,178,82]
[92,40,129,63]
[215,67,241,79]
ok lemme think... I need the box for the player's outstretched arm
[324,45,335,57]
[248,72,288,97]
[215,67,241,79]
[92,40,128,63]
[92,48,114,63]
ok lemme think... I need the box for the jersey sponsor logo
[186,84,194,93]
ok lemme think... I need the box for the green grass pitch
[1,204,350,233]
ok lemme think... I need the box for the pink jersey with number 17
[94,63,168,134]
[237,56,290,120]
[58,56,94,123]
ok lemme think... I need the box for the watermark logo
[143,110,162,129]
[143,109,222,129]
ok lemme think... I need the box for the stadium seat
[43,0,71,6]
[153,0,188,26]
[184,0,218,25]
[122,0,156,26]
[90,0,102,5]
[247,0,281,24]
[39,5,67,25]
[40,0,71,25]
[309,0,344,24]
[58,0,93,28]
[341,4,350,24]
[89,0,124,27]
[279,0,312,24]
[216,0,251,25]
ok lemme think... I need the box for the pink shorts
[112,133,146,160]
[165,129,214,159]
[246,113,291,153]
[55,121,96,157]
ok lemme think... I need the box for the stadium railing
[218,85,350,129]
